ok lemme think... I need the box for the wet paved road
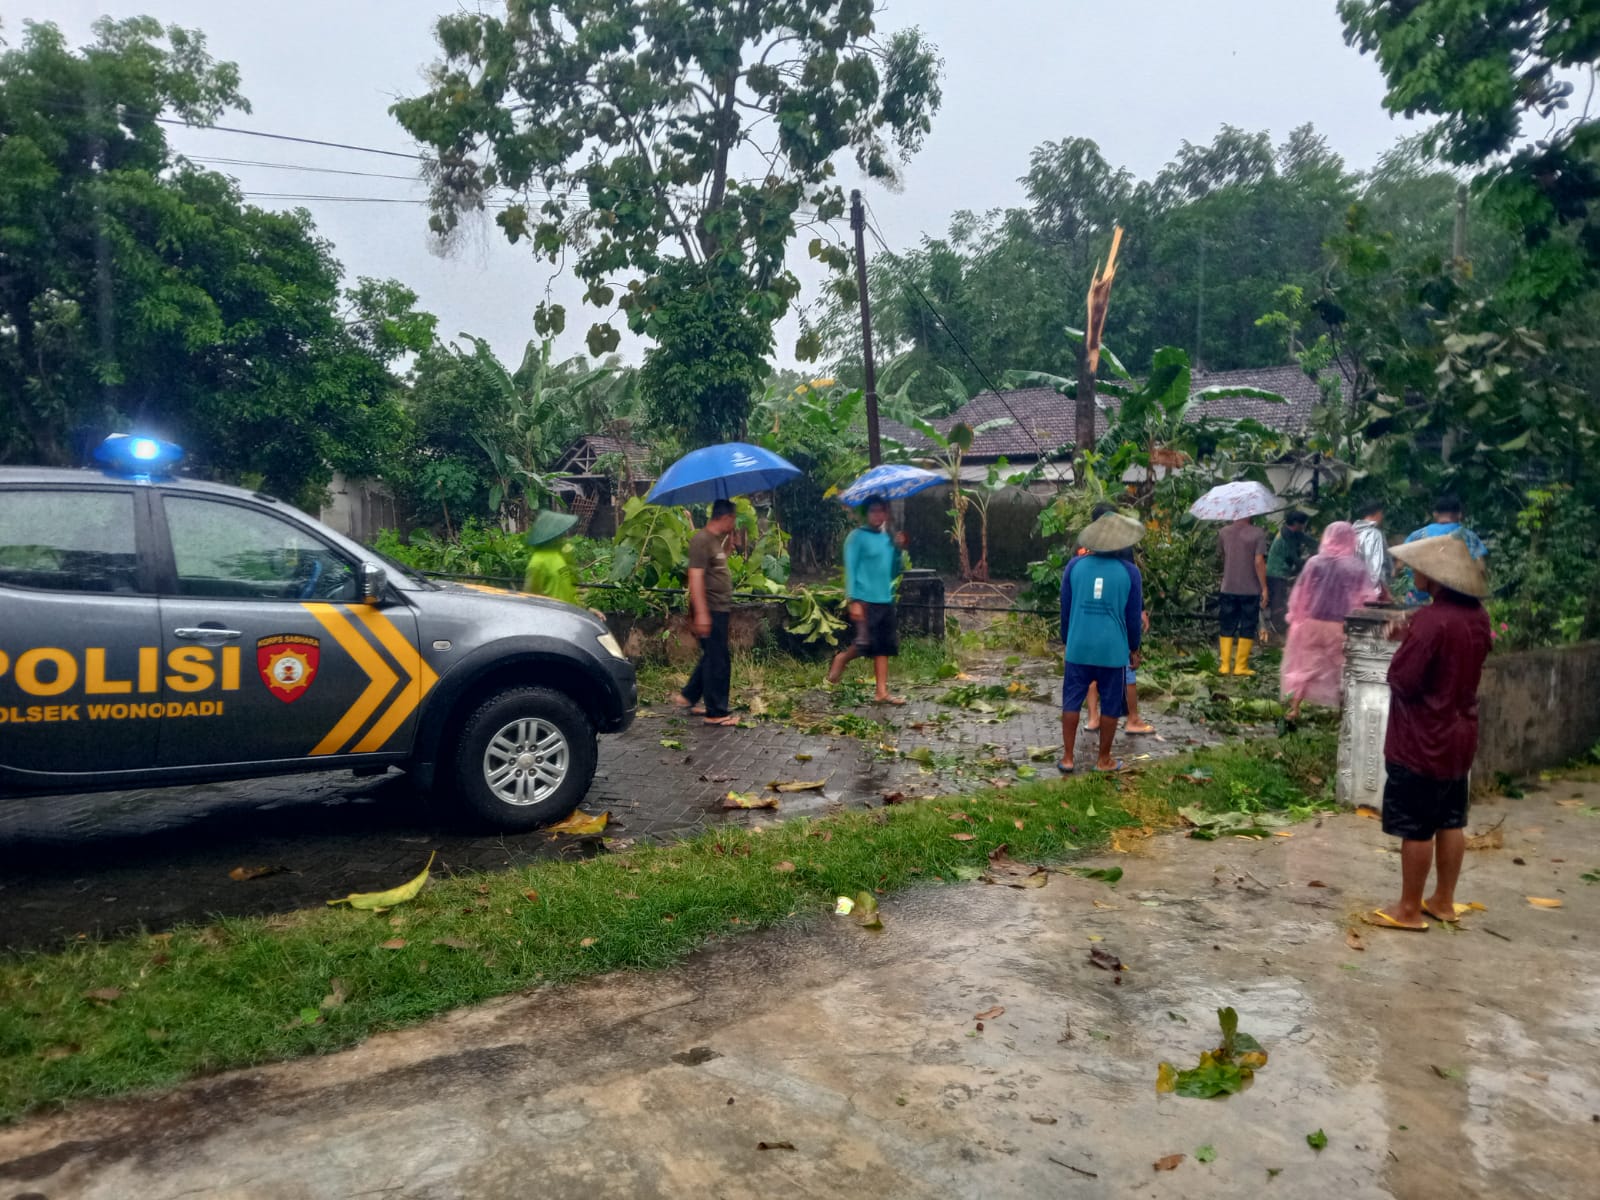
[0,665,1212,953]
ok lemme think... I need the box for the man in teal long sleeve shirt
[827,496,909,704]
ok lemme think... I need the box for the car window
[0,489,141,593]
[163,495,358,602]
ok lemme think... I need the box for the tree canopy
[0,17,434,506]
[391,0,942,444]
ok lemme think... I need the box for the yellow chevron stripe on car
[304,603,399,755]
[351,605,439,752]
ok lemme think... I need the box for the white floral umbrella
[1188,480,1280,521]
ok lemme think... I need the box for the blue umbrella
[835,463,945,507]
[646,442,801,506]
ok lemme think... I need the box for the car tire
[452,687,598,831]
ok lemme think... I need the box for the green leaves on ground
[1195,1145,1217,1164]
[1306,1129,1329,1151]
[1178,806,1291,840]
[326,853,435,913]
[1069,866,1123,884]
[1157,1006,1269,1099]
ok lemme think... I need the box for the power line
[860,208,1057,465]
[187,156,426,183]
[156,118,424,160]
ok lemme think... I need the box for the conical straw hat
[1077,512,1145,553]
[1390,532,1488,598]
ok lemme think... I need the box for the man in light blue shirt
[827,496,909,704]
[1059,514,1144,773]
[1401,493,1487,604]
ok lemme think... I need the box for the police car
[0,435,636,830]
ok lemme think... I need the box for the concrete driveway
[5,780,1593,1199]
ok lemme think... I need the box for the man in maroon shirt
[1370,535,1492,931]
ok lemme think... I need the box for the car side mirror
[358,562,386,605]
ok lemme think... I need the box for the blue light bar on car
[94,434,185,479]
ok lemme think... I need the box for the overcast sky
[16,0,1416,368]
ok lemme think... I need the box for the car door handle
[173,627,243,641]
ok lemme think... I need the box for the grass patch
[0,733,1334,1123]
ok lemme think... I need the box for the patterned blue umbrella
[646,442,801,506]
[835,463,945,507]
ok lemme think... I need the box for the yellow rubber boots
[1233,637,1256,677]
[1218,637,1235,675]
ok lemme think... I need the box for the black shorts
[853,602,899,658]
[1218,592,1259,639]
[1381,761,1470,840]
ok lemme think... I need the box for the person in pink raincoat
[1280,521,1376,724]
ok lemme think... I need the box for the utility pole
[851,189,882,466]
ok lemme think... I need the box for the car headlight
[597,632,627,660]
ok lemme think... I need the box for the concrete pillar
[1337,607,1400,809]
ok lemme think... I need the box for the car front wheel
[453,686,598,830]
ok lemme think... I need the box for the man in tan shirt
[675,499,738,726]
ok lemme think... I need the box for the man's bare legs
[1425,828,1466,917]
[1085,682,1101,731]
[1377,838,1435,929]
[1094,717,1118,769]
[1123,683,1154,734]
[827,644,858,684]
[1060,710,1081,770]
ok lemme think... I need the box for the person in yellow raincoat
[522,510,580,605]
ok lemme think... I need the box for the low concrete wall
[1475,642,1600,778]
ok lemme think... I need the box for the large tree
[391,0,942,445]
[0,17,435,507]
[1340,0,1600,310]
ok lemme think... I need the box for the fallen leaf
[320,979,347,1009]
[1071,866,1124,884]
[432,936,470,949]
[1088,946,1126,972]
[1156,1062,1179,1094]
[1154,1154,1185,1172]
[772,861,796,873]
[327,852,436,912]
[1027,745,1058,762]
[1463,901,1488,912]
[974,1006,1005,1021]
[523,890,540,903]
[380,938,407,950]
[1355,805,1380,820]
[1346,929,1366,952]
[952,865,983,881]
[1526,896,1563,908]
[1466,816,1506,851]
[1016,766,1038,780]
[580,937,597,947]
[756,1141,796,1151]
[950,832,975,841]
[769,779,826,792]
[1030,1114,1057,1125]
[1556,799,1584,808]
[228,865,287,881]
[660,738,683,750]
[723,791,778,810]
[1195,1145,1217,1164]
[880,791,907,805]
[1091,899,1117,910]
[40,1044,79,1061]
[1014,818,1025,830]
[1306,1129,1329,1151]
[547,809,610,835]
[1430,1064,1463,1080]
[1087,934,1103,942]
[794,753,812,762]
[82,987,122,1003]
[1307,879,1328,887]
[1273,831,1294,838]
[947,811,971,822]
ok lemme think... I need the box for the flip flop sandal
[1056,761,1076,775]
[1422,901,1474,923]
[1362,909,1429,932]
[1094,759,1127,773]
[874,696,908,706]
[702,715,740,727]
[1123,724,1156,735]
